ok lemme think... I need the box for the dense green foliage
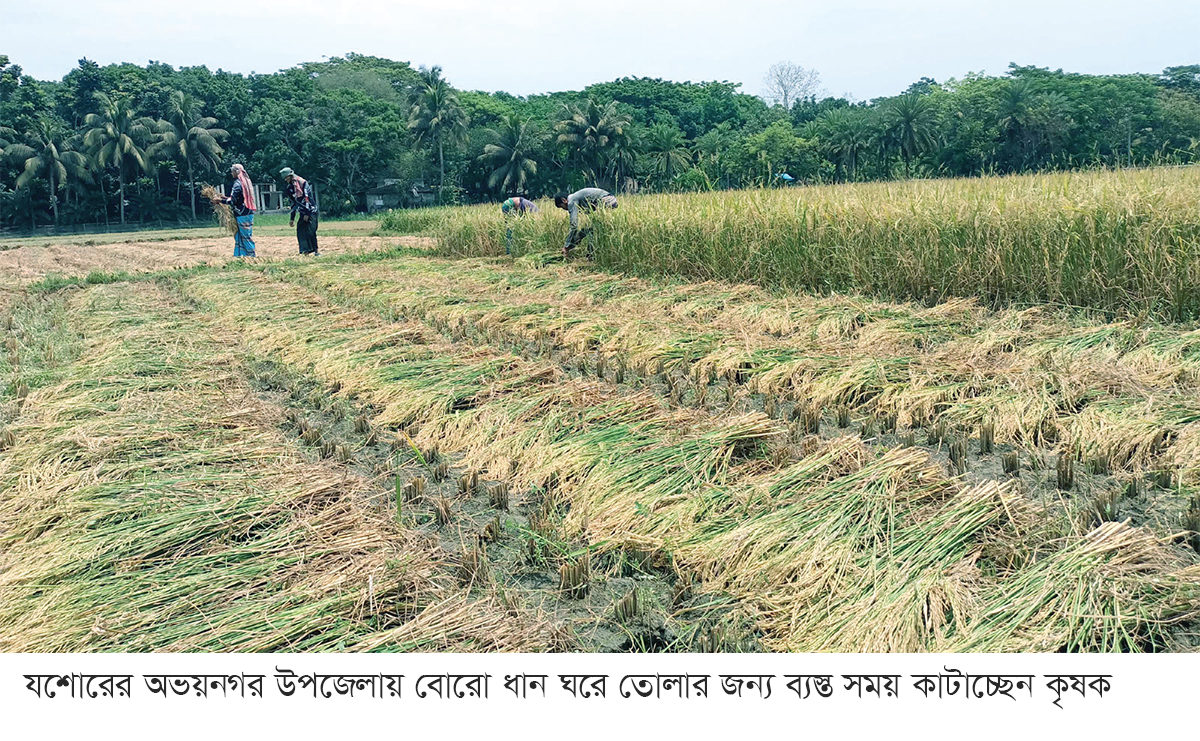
[1,52,1198,229]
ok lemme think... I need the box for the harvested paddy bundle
[199,185,236,234]
[347,593,555,653]
[953,521,1200,652]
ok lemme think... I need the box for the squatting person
[223,164,256,258]
[280,166,319,256]
[554,187,617,259]
[500,196,539,255]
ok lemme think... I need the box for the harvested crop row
[0,283,550,652]
[253,257,1200,490]
[188,271,1200,651]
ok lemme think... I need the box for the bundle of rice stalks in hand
[200,184,236,234]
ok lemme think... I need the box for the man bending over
[554,188,617,259]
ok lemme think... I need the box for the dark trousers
[566,227,595,260]
[297,213,319,254]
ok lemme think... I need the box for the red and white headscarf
[231,164,256,211]
[290,174,308,203]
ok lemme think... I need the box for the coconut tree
[606,133,637,193]
[408,66,469,195]
[554,99,632,189]
[152,90,227,219]
[479,114,539,194]
[642,123,692,190]
[880,93,938,178]
[8,116,91,228]
[83,92,156,225]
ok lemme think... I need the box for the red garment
[232,165,256,211]
[291,175,308,203]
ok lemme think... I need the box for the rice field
[381,166,1200,320]
[2,173,1200,652]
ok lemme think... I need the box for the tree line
[1,53,1198,229]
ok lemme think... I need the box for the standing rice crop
[382,167,1200,319]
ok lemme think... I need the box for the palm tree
[816,107,875,182]
[607,134,637,193]
[880,93,938,178]
[7,116,91,228]
[554,99,632,189]
[152,90,227,219]
[998,79,1033,143]
[408,66,469,194]
[693,128,723,175]
[642,123,692,190]
[83,92,156,225]
[479,114,539,194]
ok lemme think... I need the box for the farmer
[222,164,256,257]
[553,188,617,259]
[280,167,319,256]
[500,196,539,255]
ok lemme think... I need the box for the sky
[2,0,1198,100]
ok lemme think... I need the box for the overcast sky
[3,0,1198,100]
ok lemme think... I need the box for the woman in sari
[223,164,257,257]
